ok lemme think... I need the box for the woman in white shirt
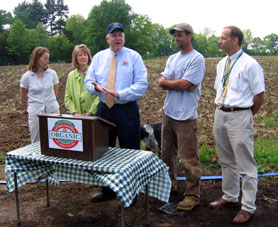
[20,47,59,143]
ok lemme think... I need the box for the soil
[0,58,278,226]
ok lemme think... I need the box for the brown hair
[27,47,50,72]
[72,44,92,69]
[224,26,244,47]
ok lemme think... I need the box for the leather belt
[113,101,136,108]
[101,101,136,108]
[219,106,251,112]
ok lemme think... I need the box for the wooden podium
[39,114,116,161]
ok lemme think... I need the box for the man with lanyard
[159,23,206,211]
[85,22,148,202]
[209,26,265,224]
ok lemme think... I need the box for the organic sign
[48,118,83,152]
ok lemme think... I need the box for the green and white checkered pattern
[5,142,171,208]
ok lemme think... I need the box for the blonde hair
[27,47,50,72]
[72,44,92,69]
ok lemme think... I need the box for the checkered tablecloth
[5,142,171,208]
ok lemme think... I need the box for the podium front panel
[39,114,110,161]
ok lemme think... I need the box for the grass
[57,72,66,79]
[254,138,278,173]
[200,144,219,168]
[260,110,278,127]
[199,138,278,174]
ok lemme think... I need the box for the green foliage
[44,0,56,36]
[260,110,278,127]
[36,22,49,44]
[150,23,177,57]
[44,0,69,36]
[140,140,146,150]
[64,15,85,45]
[7,19,30,64]
[47,33,74,63]
[263,33,278,55]
[250,37,264,56]
[82,0,132,54]
[254,138,278,173]
[125,14,154,58]
[13,0,46,29]
[200,138,278,173]
[200,144,219,168]
[207,35,223,57]
[242,29,253,54]
[0,31,13,65]
[26,23,49,51]
[193,33,208,56]
[13,1,30,27]
[1,0,278,65]
[0,10,14,33]
[192,28,224,58]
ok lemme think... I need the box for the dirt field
[0,57,278,226]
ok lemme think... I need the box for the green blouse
[65,69,99,115]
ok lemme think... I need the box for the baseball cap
[170,23,193,35]
[106,22,124,35]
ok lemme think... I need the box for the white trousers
[28,109,59,143]
[213,108,257,214]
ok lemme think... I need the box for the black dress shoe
[91,191,116,202]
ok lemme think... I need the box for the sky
[2,0,277,38]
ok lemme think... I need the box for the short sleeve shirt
[161,49,206,120]
[20,68,59,114]
[214,50,265,107]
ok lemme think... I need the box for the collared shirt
[85,47,148,104]
[20,68,59,114]
[65,69,99,115]
[161,49,206,121]
[214,49,265,107]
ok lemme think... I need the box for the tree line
[1,0,278,66]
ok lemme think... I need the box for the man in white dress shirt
[208,26,265,224]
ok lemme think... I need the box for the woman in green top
[65,44,99,116]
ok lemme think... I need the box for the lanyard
[222,51,243,85]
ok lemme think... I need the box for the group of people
[20,44,99,143]
[20,21,265,225]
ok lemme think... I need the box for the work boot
[177,196,199,211]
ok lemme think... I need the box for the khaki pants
[213,108,257,213]
[161,113,201,199]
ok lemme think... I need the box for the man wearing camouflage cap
[159,23,206,211]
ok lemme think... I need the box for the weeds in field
[254,138,278,173]
[260,110,278,127]
[200,138,278,173]
[0,152,5,165]
[57,72,65,79]
[200,144,219,168]
[0,98,17,113]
